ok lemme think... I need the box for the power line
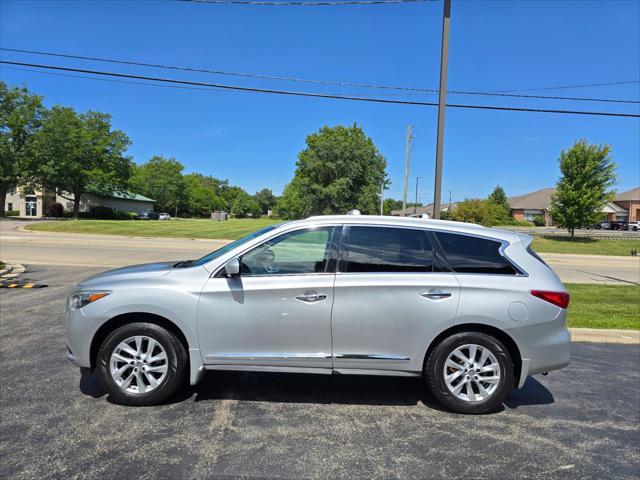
[2,48,638,104]
[2,60,639,118]
[177,0,429,5]
[492,80,640,94]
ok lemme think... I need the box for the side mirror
[224,257,240,277]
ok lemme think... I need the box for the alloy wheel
[109,335,168,395]
[443,344,501,402]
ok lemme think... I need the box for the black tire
[425,332,514,414]
[96,322,187,406]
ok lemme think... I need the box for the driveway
[1,264,639,479]
[1,219,639,284]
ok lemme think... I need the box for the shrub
[5,210,19,217]
[44,202,64,217]
[112,210,136,220]
[533,215,546,227]
[89,205,115,219]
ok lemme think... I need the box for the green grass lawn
[26,218,280,240]
[532,236,640,256]
[566,283,639,330]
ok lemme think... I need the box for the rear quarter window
[434,231,518,275]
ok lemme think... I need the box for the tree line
[0,82,278,218]
[2,81,616,233]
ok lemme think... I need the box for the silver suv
[66,216,570,414]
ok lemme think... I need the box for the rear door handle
[421,288,452,300]
[296,291,327,303]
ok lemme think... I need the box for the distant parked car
[158,213,171,220]
[147,212,160,220]
[612,221,628,231]
[596,221,612,230]
[628,221,639,232]
[136,212,150,220]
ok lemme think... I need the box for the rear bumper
[508,312,571,388]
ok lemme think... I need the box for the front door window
[240,228,333,275]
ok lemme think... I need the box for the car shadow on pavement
[79,369,554,412]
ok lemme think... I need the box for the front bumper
[65,308,102,369]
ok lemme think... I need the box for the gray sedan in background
[65,215,570,414]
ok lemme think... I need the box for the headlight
[69,291,111,310]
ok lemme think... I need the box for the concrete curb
[570,328,640,344]
[0,263,25,278]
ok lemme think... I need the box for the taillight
[530,290,570,309]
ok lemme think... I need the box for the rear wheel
[425,332,513,414]
[96,322,187,406]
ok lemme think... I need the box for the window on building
[7,203,12,211]
[344,226,434,273]
[434,231,518,275]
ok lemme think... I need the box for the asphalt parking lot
[1,264,639,479]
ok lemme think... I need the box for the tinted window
[345,227,433,273]
[241,227,332,275]
[435,231,518,275]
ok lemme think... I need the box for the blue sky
[1,0,639,203]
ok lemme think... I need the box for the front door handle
[296,291,327,303]
[421,288,452,300]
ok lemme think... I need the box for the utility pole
[414,176,421,215]
[433,0,451,219]
[402,126,414,217]
[380,181,384,215]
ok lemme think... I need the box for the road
[2,219,638,284]
[1,264,639,479]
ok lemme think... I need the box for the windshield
[190,225,279,267]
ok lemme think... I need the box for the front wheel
[96,322,187,406]
[425,332,514,414]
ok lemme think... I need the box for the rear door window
[434,231,518,275]
[344,226,434,273]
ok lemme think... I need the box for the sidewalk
[570,328,640,344]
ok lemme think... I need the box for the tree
[254,188,277,215]
[487,185,511,223]
[183,173,224,217]
[219,185,246,212]
[282,125,387,218]
[382,198,423,215]
[130,156,185,214]
[549,140,616,237]
[230,191,262,218]
[451,198,505,226]
[383,198,403,215]
[488,185,509,210]
[275,179,311,220]
[0,82,44,215]
[32,107,132,217]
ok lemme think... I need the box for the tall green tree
[254,188,277,214]
[230,191,262,218]
[183,173,224,217]
[488,185,509,210]
[0,82,45,215]
[130,156,186,214]
[550,140,617,237]
[487,185,510,223]
[32,106,132,217]
[278,125,387,219]
[275,179,310,220]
